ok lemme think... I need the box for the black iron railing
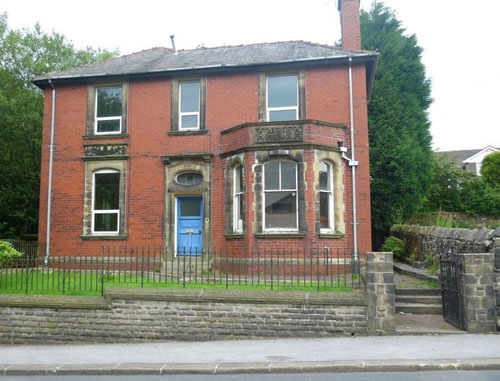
[4,239,39,266]
[439,256,464,329]
[0,247,361,295]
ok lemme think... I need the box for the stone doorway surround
[162,153,213,256]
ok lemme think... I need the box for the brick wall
[37,63,372,256]
[339,0,361,51]
[0,289,367,344]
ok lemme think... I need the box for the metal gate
[439,256,464,329]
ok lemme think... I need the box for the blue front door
[177,196,203,255]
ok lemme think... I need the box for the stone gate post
[366,252,396,335]
[458,253,497,333]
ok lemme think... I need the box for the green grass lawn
[0,270,354,296]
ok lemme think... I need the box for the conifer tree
[360,3,433,247]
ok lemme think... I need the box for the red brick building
[34,0,377,260]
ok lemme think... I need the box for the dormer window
[266,75,298,121]
[95,86,123,134]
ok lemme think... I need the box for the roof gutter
[44,80,56,265]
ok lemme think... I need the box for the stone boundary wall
[392,224,500,330]
[391,224,500,260]
[0,289,367,344]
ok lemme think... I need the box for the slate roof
[436,148,500,166]
[32,41,378,89]
[436,149,482,165]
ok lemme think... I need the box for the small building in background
[436,146,499,176]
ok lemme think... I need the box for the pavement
[396,314,465,335]
[1,334,500,376]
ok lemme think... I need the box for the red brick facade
[37,62,372,256]
[37,1,373,258]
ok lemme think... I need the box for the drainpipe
[347,57,359,270]
[44,80,56,265]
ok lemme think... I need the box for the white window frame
[262,160,298,232]
[179,81,201,130]
[266,74,299,122]
[91,169,120,235]
[233,165,244,233]
[94,87,123,135]
[319,161,335,233]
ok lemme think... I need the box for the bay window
[263,160,298,231]
[319,161,334,232]
[233,165,244,233]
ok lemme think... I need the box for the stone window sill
[255,233,306,239]
[168,130,208,136]
[80,235,128,241]
[318,233,344,239]
[224,233,244,240]
[83,134,129,140]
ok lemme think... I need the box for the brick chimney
[338,0,361,51]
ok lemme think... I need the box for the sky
[1,0,499,151]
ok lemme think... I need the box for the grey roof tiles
[33,40,377,84]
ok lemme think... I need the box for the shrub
[381,236,407,258]
[481,152,500,188]
[424,253,439,275]
[423,156,500,218]
[0,240,22,267]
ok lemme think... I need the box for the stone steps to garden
[395,287,443,315]
[396,295,442,305]
[396,288,441,296]
[396,303,443,315]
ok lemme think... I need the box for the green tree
[361,3,433,248]
[424,155,472,213]
[423,156,500,217]
[0,13,118,237]
[481,151,500,188]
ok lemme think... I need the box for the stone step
[396,303,443,315]
[395,288,441,296]
[396,295,442,305]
